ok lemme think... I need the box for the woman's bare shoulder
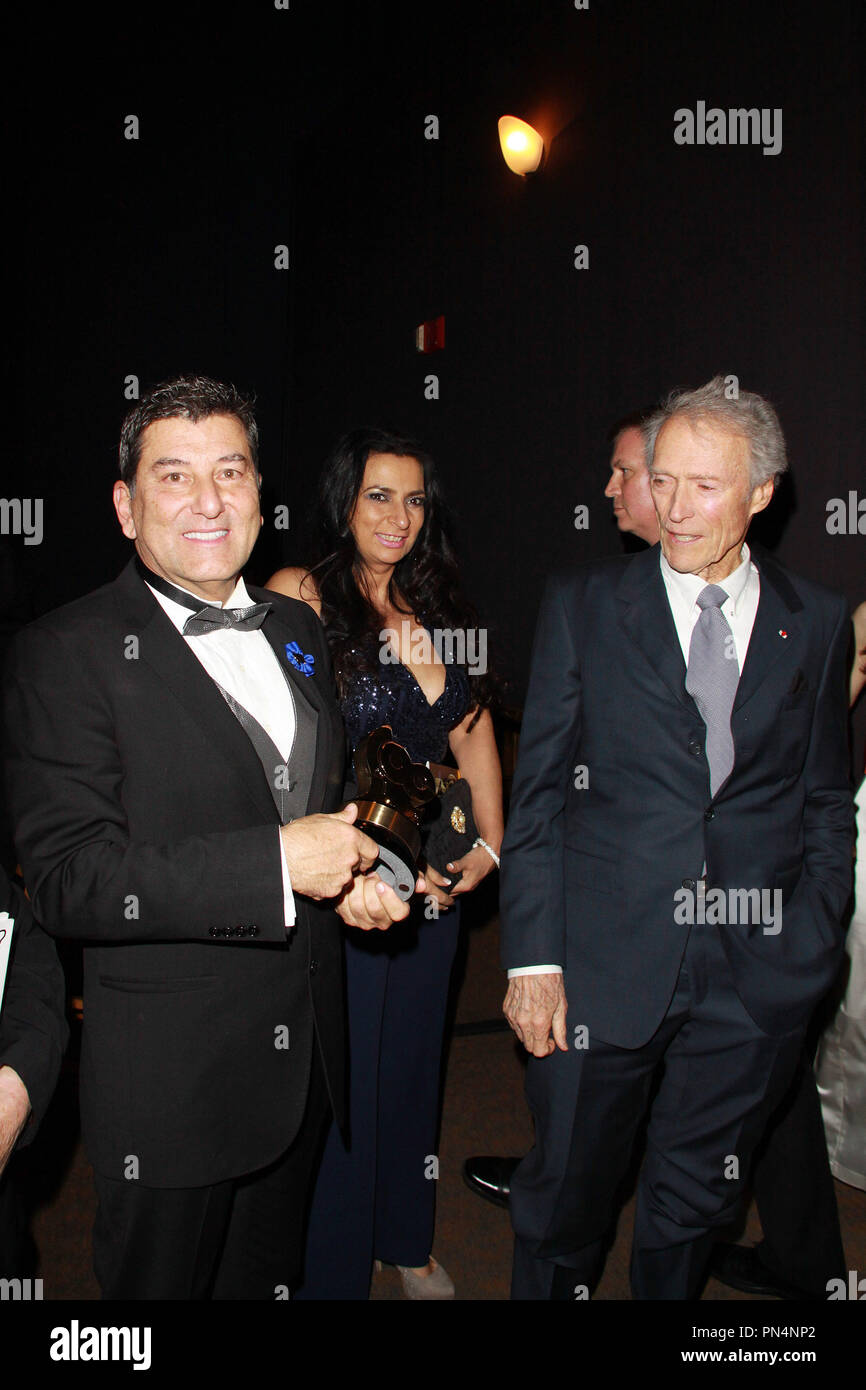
[265,566,322,614]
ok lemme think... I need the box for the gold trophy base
[354,799,422,864]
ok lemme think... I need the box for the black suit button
[704,807,715,821]
[309,959,319,975]
[209,926,219,937]
[682,878,696,890]
[249,925,259,937]
[688,740,703,757]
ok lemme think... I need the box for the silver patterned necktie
[685,584,740,796]
[182,603,271,636]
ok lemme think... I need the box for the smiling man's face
[113,414,262,604]
[650,415,773,583]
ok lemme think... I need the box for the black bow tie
[137,558,272,636]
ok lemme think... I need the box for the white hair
[643,375,788,489]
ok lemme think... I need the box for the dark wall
[4,0,864,742]
[283,0,865,703]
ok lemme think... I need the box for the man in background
[603,411,661,547]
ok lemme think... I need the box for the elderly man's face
[113,414,262,604]
[650,416,773,583]
[603,426,659,544]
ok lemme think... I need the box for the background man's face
[112,414,262,602]
[650,415,773,583]
[604,426,659,544]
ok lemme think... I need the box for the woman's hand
[423,864,457,909]
[445,844,498,896]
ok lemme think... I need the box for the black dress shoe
[708,1243,822,1300]
[462,1155,521,1208]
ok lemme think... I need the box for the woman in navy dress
[268,427,503,1298]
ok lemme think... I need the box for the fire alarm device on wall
[415,316,445,353]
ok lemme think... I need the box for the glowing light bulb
[498,116,544,175]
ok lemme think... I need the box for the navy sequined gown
[296,651,471,1300]
[341,655,470,767]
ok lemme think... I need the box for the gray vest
[214,665,318,823]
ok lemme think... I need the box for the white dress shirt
[510,544,760,978]
[147,577,298,926]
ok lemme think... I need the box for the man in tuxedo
[501,375,853,1299]
[3,375,413,1299]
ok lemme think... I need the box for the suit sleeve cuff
[507,964,563,977]
[278,830,296,928]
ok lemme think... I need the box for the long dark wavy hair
[304,427,496,722]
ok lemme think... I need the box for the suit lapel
[616,547,693,712]
[734,548,804,711]
[113,561,284,824]
[253,589,333,814]
[615,544,804,718]
[253,594,331,725]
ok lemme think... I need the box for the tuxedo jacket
[0,867,67,1147]
[500,545,854,1045]
[2,559,346,1187]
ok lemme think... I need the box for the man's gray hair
[643,376,788,490]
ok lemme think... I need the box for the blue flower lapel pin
[285,640,315,677]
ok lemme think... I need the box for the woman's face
[349,452,426,568]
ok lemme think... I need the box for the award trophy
[353,725,436,899]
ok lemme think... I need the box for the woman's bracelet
[473,837,500,868]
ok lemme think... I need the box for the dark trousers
[296,900,461,1300]
[748,1051,846,1294]
[511,920,804,1300]
[92,1050,329,1300]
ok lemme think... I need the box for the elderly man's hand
[334,870,425,931]
[280,803,379,900]
[503,973,568,1057]
[0,1065,31,1177]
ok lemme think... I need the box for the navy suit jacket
[500,544,854,1046]
[3,559,346,1187]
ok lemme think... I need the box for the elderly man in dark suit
[501,376,853,1299]
[3,375,413,1300]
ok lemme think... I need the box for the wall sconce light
[498,115,544,175]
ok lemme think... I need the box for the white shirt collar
[659,542,753,614]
